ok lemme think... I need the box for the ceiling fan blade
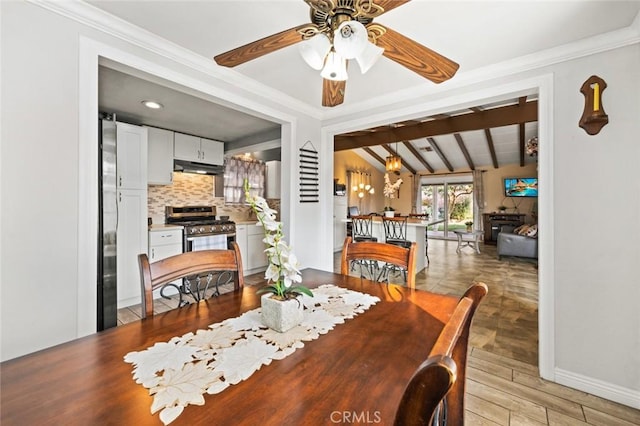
[375,25,459,83]
[322,79,346,107]
[214,25,308,67]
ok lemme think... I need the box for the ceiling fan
[214,0,459,107]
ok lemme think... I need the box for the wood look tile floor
[118,239,640,426]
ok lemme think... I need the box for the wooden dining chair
[138,242,244,318]
[393,282,488,426]
[340,237,417,288]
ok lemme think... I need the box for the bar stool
[351,215,378,242]
[350,215,378,276]
[381,216,412,282]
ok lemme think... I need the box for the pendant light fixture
[385,142,402,173]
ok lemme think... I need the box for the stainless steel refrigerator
[98,116,118,330]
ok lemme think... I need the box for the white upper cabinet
[174,132,224,166]
[200,138,224,165]
[116,122,148,190]
[146,127,174,185]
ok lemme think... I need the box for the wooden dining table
[1,269,461,425]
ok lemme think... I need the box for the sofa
[497,224,538,260]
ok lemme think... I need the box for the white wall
[551,44,640,398]
[0,2,324,360]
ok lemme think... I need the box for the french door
[420,181,474,239]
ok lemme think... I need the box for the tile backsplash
[148,172,280,224]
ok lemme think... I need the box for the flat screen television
[504,177,538,197]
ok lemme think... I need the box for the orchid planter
[384,211,395,218]
[261,293,304,333]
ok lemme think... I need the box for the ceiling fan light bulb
[358,191,365,198]
[321,51,348,81]
[356,41,384,74]
[299,34,331,70]
[369,188,375,194]
[333,20,368,59]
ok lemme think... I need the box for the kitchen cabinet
[149,227,183,261]
[333,196,348,252]
[116,122,148,190]
[265,160,281,199]
[117,189,148,308]
[148,226,183,297]
[235,224,248,271]
[174,132,224,165]
[146,127,174,185]
[247,224,269,271]
[235,223,268,274]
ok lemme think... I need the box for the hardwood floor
[118,239,640,425]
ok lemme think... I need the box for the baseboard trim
[555,368,640,409]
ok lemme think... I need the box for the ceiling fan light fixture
[299,33,331,70]
[321,50,348,81]
[355,41,384,74]
[333,20,368,59]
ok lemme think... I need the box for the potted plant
[383,206,395,218]
[498,205,507,213]
[244,180,313,332]
[465,221,473,232]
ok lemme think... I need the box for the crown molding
[29,0,324,120]
[322,10,640,122]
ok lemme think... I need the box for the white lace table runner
[124,284,380,425]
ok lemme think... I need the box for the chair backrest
[340,237,417,288]
[409,213,428,220]
[351,215,375,240]
[383,216,408,242]
[138,242,244,318]
[394,283,488,426]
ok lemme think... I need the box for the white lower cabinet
[235,223,268,275]
[117,189,148,308]
[235,224,248,271]
[148,227,183,298]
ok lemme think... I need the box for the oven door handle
[186,234,235,242]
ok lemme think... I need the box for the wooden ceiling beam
[470,106,499,169]
[334,100,538,151]
[402,141,434,173]
[454,134,475,170]
[484,128,499,169]
[427,138,454,172]
[362,147,386,167]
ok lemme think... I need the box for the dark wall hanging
[299,141,319,203]
[579,75,609,135]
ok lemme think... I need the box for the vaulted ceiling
[335,96,538,175]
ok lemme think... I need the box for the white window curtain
[224,157,266,204]
[472,170,485,231]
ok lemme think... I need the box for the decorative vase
[261,293,304,333]
[384,211,394,218]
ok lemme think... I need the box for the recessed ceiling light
[141,100,163,109]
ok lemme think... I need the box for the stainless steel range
[164,205,237,304]
[165,206,236,252]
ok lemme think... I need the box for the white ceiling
[88,0,640,172]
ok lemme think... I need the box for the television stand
[482,213,525,245]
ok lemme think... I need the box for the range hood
[174,159,224,176]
